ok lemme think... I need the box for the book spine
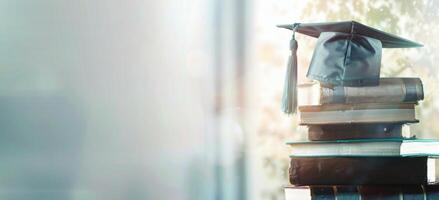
[285,185,439,200]
[320,78,423,104]
[306,185,434,200]
[311,186,359,200]
[310,186,336,200]
[289,157,427,185]
[308,123,403,141]
[425,184,439,199]
[299,107,417,125]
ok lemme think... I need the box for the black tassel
[281,26,299,114]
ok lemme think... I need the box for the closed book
[285,184,439,200]
[297,78,423,106]
[286,138,439,157]
[289,157,428,185]
[299,103,418,125]
[308,123,404,141]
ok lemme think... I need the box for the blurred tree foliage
[302,0,435,75]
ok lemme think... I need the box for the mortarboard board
[277,21,422,114]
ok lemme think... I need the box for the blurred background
[0,0,438,199]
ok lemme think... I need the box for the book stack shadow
[285,78,439,199]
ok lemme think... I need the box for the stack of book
[285,78,439,199]
[277,21,439,199]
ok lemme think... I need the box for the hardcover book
[299,103,418,125]
[307,123,406,141]
[297,78,423,106]
[286,138,439,157]
[285,184,439,200]
[289,157,428,185]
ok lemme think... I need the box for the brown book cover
[297,78,424,106]
[308,123,403,141]
[289,157,427,185]
[299,103,415,112]
[321,78,424,104]
[297,77,424,105]
[299,103,418,125]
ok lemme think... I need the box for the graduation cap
[277,21,422,114]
